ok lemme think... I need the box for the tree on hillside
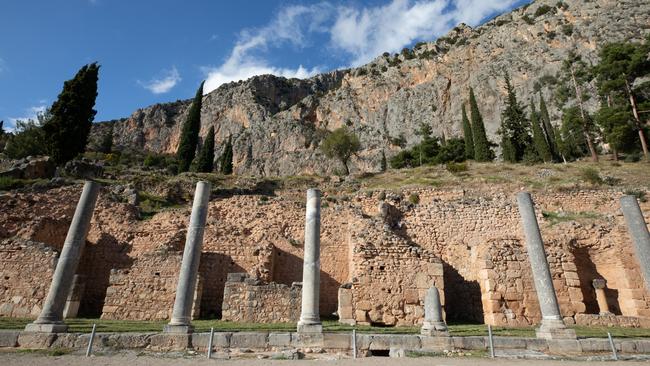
[461,104,474,159]
[595,94,639,160]
[538,93,560,161]
[320,126,361,175]
[177,81,204,172]
[219,136,234,175]
[195,126,215,173]
[469,88,493,161]
[3,110,50,158]
[499,74,532,163]
[42,63,100,164]
[559,106,593,160]
[594,38,650,160]
[530,100,553,162]
[556,51,599,162]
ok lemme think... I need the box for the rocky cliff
[92,0,650,176]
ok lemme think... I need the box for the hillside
[90,0,650,176]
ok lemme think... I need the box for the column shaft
[298,188,322,333]
[621,195,650,292]
[421,285,448,336]
[165,181,211,333]
[26,181,100,333]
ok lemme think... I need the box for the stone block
[452,336,486,350]
[268,332,291,347]
[404,289,419,304]
[357,301,372,311]
[17,332,58,349]
[149,334,191,351]
[420,335,452,351]
[578,338,609,352]
[0,331,19,347]
[230,332,268,349]
[192,332,231,350]
[493,336,526,349]
[50,333,81,349]
[106,333,152,349]
[291,332,323,348]
[547,339,582,354]
[367,335,420,350]
[525,338,548,351]
[322,332,351,349]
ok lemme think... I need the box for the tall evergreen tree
[461,104,475,159]
[499,74,531,163]
[42,63,99,164]
[469,88,493,161]
[595,38,650,160]
[195,126,215,173]
[538,93,560,161]
[177,81,204,172]
[219,136,234,175]
[530,100,553,162]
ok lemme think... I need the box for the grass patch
[541,210,602,226]
[138,192,184,220]
[0,177,40,191]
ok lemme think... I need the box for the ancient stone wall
[0,238,57,318]
[221,273,301,323]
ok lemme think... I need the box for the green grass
[541,210,602,226]
[2,318,649,338]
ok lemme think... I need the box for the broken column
[592,279,612,315]
[620,195,650,292]
[164,181,211,334]
[516,192,576,339]
[297,188,322,333]
[25,181,100,333]
[421,285,448,336]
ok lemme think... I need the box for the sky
[0,0,530,130]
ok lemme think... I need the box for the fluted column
[25,181,100,333]
[164,181,211,333]
[517,192,576,339]
[297,188,322,333]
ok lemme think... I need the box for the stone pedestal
[165,181,211,334]
[421,286,448,337]
[297,189,322,333]
[25,181,100,333]
[592,279,612,315]
[517,192,576,340]
[620,195,650,292]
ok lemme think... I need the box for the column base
[535,319,576,340]
[24,322,68,333]
[297,323,322,333]
[421,322,449,337]
[163,324,194,334]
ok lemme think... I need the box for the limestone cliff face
[93,0,649,176]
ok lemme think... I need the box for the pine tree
[42,63,99,164]
[530,100,552,162]
[195,126,215,173]
[177,81,204,172]
[461,104,474,159]
[469,88,493,161]
[538,93,560,161]
[219,136,234,175]
[499,74,532,162]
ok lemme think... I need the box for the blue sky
[0,0,529,129]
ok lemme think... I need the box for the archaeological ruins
[1,178,650,345]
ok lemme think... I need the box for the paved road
[2,352,649,366]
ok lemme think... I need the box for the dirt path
[2,352,649,366]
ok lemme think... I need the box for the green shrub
[561,24,573,36]
[522,14,535,24]
[408,193,420,205]
[580,168,603,185]
[0,177,29,191]
[624,153,640,163]
[446,162,468,174]
[534,4,555,17]
[624,189,647,203]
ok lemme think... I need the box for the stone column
[63,275,85,319]
[25,181,100,333]
[164,181,211,334]
[517,192,576,339]
[421,286,448,336]
[297,188,322,333]
[592,279,612,315]
[620,195,650,292]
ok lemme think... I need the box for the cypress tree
[530,100,553,162]
[177,81,204,172]
[219,136,234,175]
[538,93,560,161]
[42,63,100,164]
[195,126,215,173]
[469,88,493,161]
[499,74,531,162]
[461,104,475,159]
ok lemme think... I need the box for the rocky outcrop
[0,157,56,180]
[91,0,650,176]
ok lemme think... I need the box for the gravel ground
[2,352,650,366]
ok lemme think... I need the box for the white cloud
[138,67,181,94]
[203,0,521,91]
[6,105,47,132]
[203,4,330,93]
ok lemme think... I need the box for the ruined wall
[221,273,301,323]
[0,238,57,318]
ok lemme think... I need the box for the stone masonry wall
[221,273,301,323]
